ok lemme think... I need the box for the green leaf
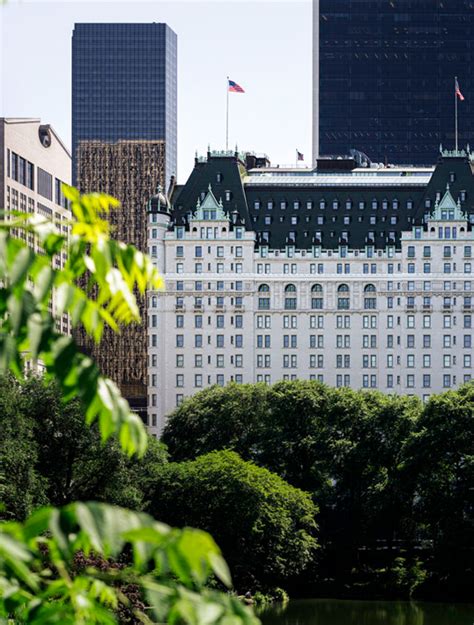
[209,552,232,588]
[9,247,34,287]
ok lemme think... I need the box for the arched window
[284,284,297,310]
[337,284,350,309]
[364,284,377,309]
[311,283,323,309]
[258,284,270,310]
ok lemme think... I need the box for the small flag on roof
[297,150,304,161]
[455,78,465,101]
[228,79,245,93]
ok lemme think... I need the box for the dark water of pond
[260,598,474,625]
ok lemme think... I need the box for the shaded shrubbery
[163,380,474,599]
[146,450,318,589]
[0,375,167,520]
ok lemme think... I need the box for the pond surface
[260,598,474,625]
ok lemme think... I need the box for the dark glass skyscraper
[72,23,177,184]
[316,0,474,165]
[72,23,177,425]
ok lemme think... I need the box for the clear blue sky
[1,0,312,182]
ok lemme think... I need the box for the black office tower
[72,23,177,424]
[317,1,474,165]
[72,23,177,185]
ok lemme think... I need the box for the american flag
[455,78,465,101]
[228,79,245,93]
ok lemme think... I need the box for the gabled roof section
[200,184,221,211]
[171,151,251,228]
[430,184,467,221]
[191,184,228,221]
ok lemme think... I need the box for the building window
[337,283,350,310]
[284,284,297,310]
[37,167,52,200]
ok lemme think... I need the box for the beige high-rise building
[0,118,72,336]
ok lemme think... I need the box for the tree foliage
[401,384,474,596]
[0,187,163,457]
[0,189,260,624]
[146,451,318,589]
[0,376,47,521]
[163,381,421,546]
[163,380,474,598]
[0,375,167,520]
[0,501,258,625]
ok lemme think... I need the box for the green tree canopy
[146,450,318,590]
[163,381,421,542]
[0,374,167,519]
[401,384,474,596]
[0,375,47,520]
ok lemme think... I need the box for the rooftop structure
[171,147,474,251]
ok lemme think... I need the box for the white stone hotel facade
[147,149,474,435]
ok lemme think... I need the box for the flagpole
[455,76,458,152]
[226,76,229,151]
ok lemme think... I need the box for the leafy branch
[0,187,163,456]
[0,188,259,623]
[0,501,258,625]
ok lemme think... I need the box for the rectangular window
[37,167,52,200]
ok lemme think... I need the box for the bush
[146,450,318,589]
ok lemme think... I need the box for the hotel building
[147,147,474,435]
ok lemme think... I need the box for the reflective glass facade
[319,1,474,164]
[72,23,177,184]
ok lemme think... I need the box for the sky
[0,0,313,182]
